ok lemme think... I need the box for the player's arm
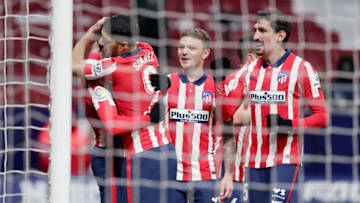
[266,62,329,132]
[219,89,244,200]
[232,102,251,126]
[72,17,105,76]
[219,119,235,200]
[292,62,329,129]
[88,85,165,136]
[223,78,249,126]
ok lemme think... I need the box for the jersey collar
[178,70,208,86]
[122,46,142,58]
[262,49,290,68]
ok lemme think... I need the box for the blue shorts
[116,143,177,203]
[246,164,299,203]
[90,146,107,203]
[173,179,219,203]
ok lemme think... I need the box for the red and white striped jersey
[165,71,218,181]
[222,68,250,182]
[85,95,107,147]
[84,53,108,148]
[242,50,328,168]
[83,43,171,156]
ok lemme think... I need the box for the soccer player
[84,51,165,203]
[219,34,258,203]
[151,28,221,202]
[72,15,177,203]
[236,9,329,202]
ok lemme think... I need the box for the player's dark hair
[256,9,292,43]
[237,34,256,62]
[103,14,139,45]
[180,28,211,49]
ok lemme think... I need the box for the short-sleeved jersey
[222,68,250,182]
[84,53,108,147]
[241,50,328,168]
[84,43,170,156]
[165,71,217,181]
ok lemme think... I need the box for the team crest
[202,91,213,104]
[277,71,288,85]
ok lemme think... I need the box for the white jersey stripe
[288,57,302,120]
[175,81,186,180]
[245,124,252,167]
[191,84,204,180]
[208,98,216,179]
[131,130,143,153]
[159,121,169,145]
[234,126,246,181]
[283,57,301,164]
[244,61,256,167]
[266,65,282,167]
[270,65,282,114]
[147,125,159,148]
[282,132,294,164]
[304,62,320,98]
[254,67,266,168]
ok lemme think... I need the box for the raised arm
[72,17,106,76]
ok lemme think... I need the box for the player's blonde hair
[180,28,211,49]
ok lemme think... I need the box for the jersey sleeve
[88,85,152,136]
[84,57,117,80]
[292,61,329,130]
[222,74,246,121]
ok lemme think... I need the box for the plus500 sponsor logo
[249,91,286,104]
[170,108,209,123]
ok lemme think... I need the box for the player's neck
[183,67,204,82]
[264,47,286,65]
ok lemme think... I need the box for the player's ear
[118,42,129,52]
[202,48,211,59]
[277,30,287,43]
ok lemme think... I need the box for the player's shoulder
[224,65,250,84]
[291,53,317,71]
[137,42,155,52]
[169,71,179,79]
[205,73,215,83]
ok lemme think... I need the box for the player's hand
[86,17,106,41]
[219,173,233,200]
[210,57,231,82]
[150,74,171,91]
[266,114,293,134]
[149,99,166,123]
